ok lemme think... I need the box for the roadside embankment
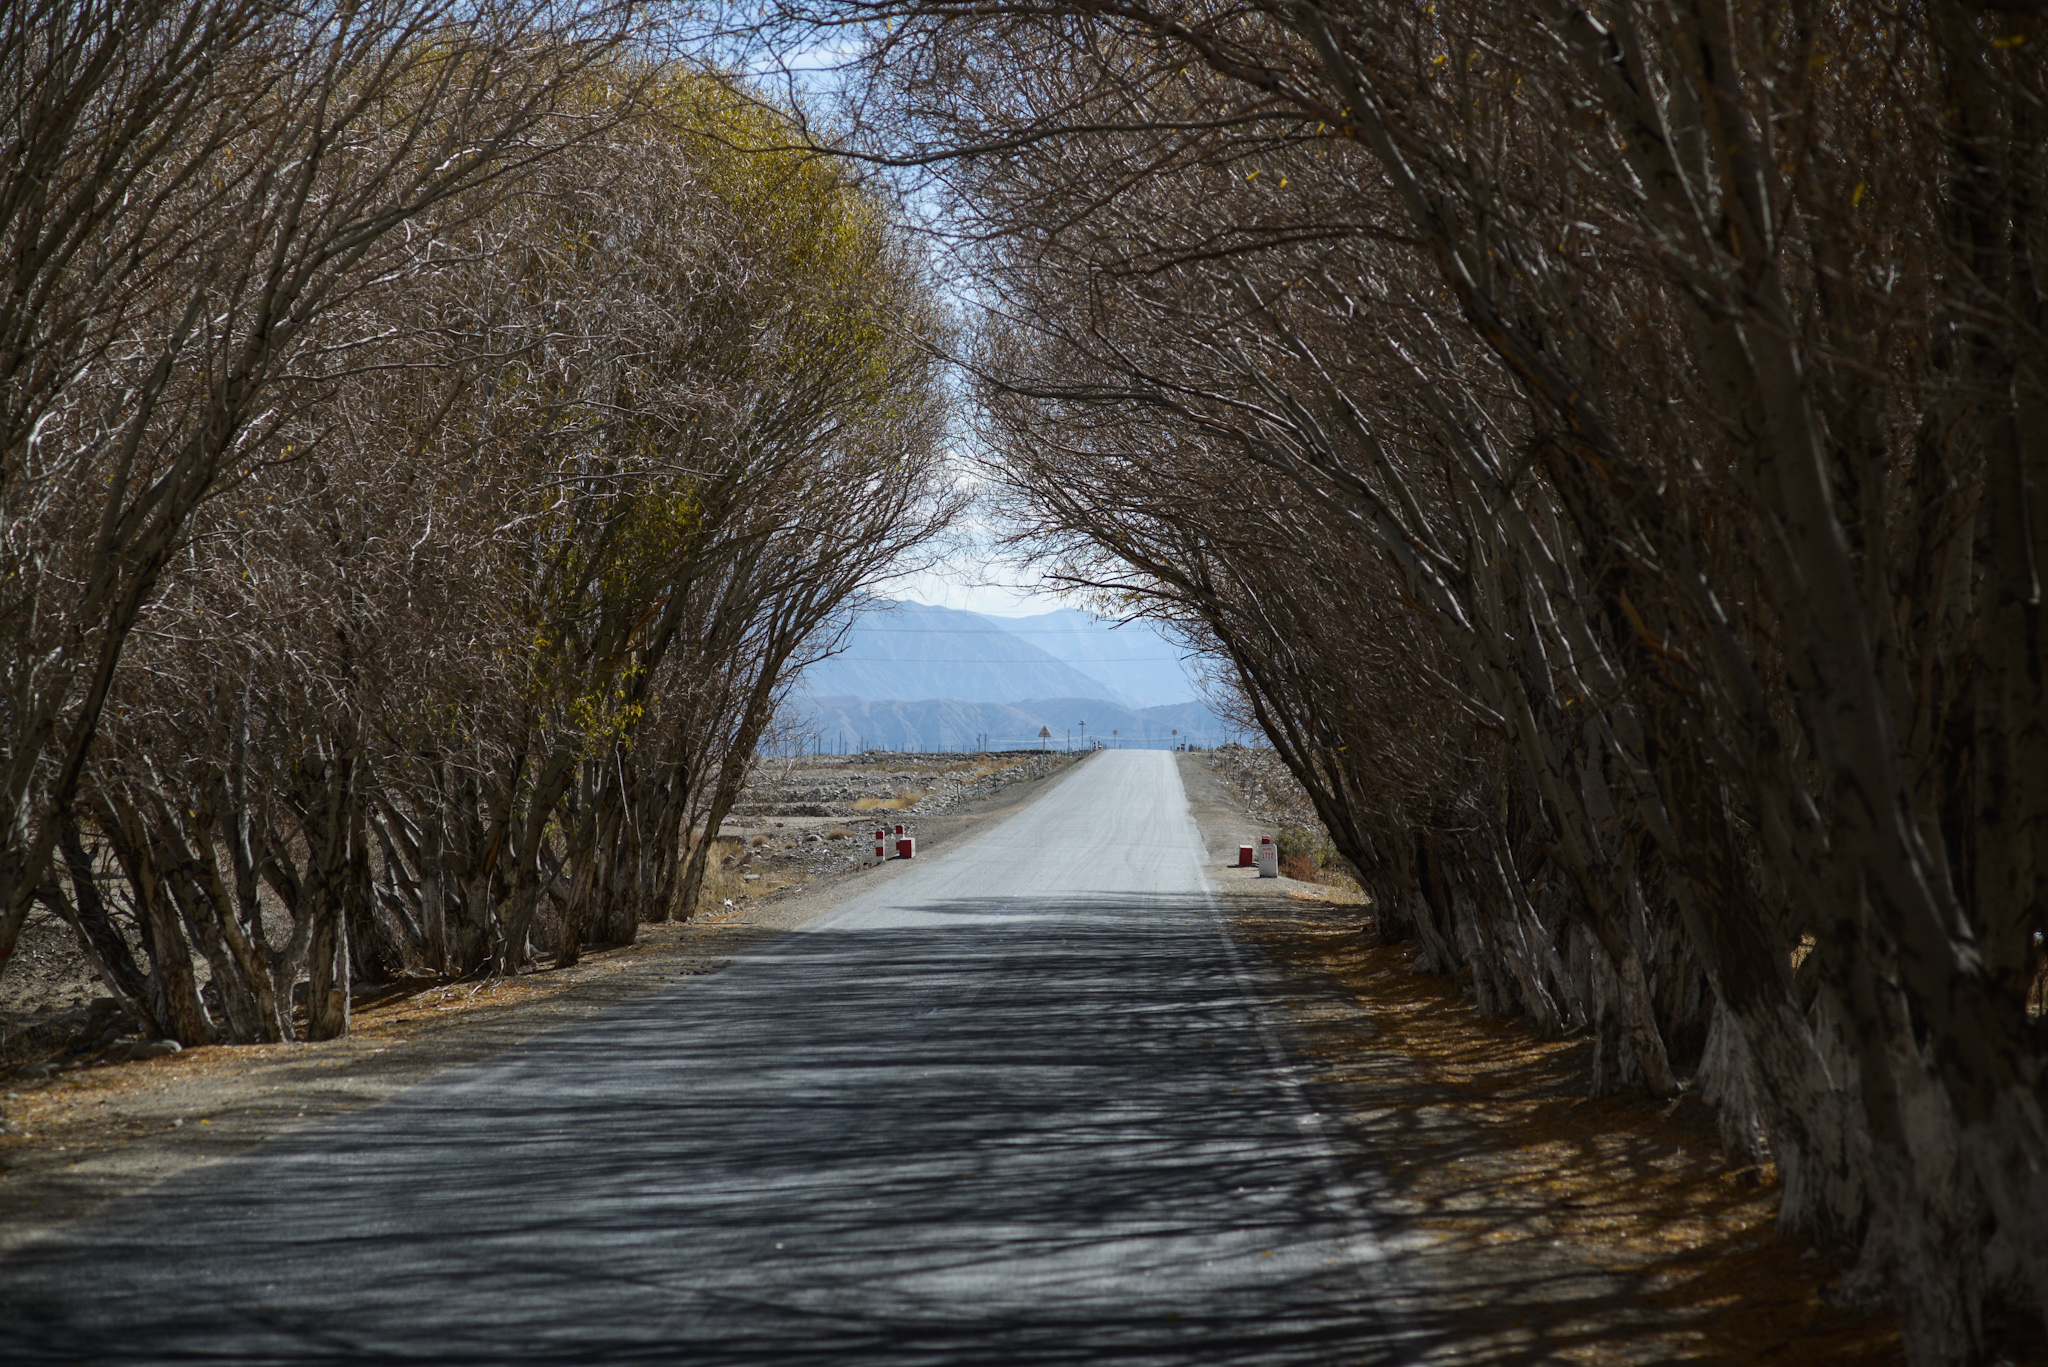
[1178,751,1921,1366]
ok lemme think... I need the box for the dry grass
[1277,852,1362,891]
[1279,853,1322,882]
[852,789,926,811]
[692,839,746,916]
[1234,896,1920,1366]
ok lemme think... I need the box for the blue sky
[884,567,1065,618]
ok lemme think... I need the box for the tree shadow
[1234,895,1908,1366]
[2,892,1453,1365]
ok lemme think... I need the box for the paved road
[4,751,1415,1364]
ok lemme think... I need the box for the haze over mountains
[796,600,1199,708]
[795,696,1233,753]
[788,601,1242,750]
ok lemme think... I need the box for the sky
[717,37,1076,624]
[882,567,1066,618]
[870,490,1074,618]
[732,33,1066,624]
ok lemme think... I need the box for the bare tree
[759,0,2048,1355]
[47,62,954,1044]
[0,0,638,984]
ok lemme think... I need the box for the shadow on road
[4,893,1443,1365]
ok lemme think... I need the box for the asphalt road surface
[4,751,1418,1364]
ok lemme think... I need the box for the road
[3,751,1416,1364]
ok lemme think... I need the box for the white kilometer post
[1255,835,1279,879]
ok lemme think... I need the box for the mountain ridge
[795,600,1130,705]
[791,600,1204,709]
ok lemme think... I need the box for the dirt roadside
[0,753,1094,1257]
[1176,752,1924,1367]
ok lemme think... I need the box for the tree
[42,59,954,1043]
[0,0,639,986]
[767,0,2048,1355]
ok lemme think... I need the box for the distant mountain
[792,600,1203,708]
[795,601,1122,705]
[971,608,1201,708]
[789,696,1243,753]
